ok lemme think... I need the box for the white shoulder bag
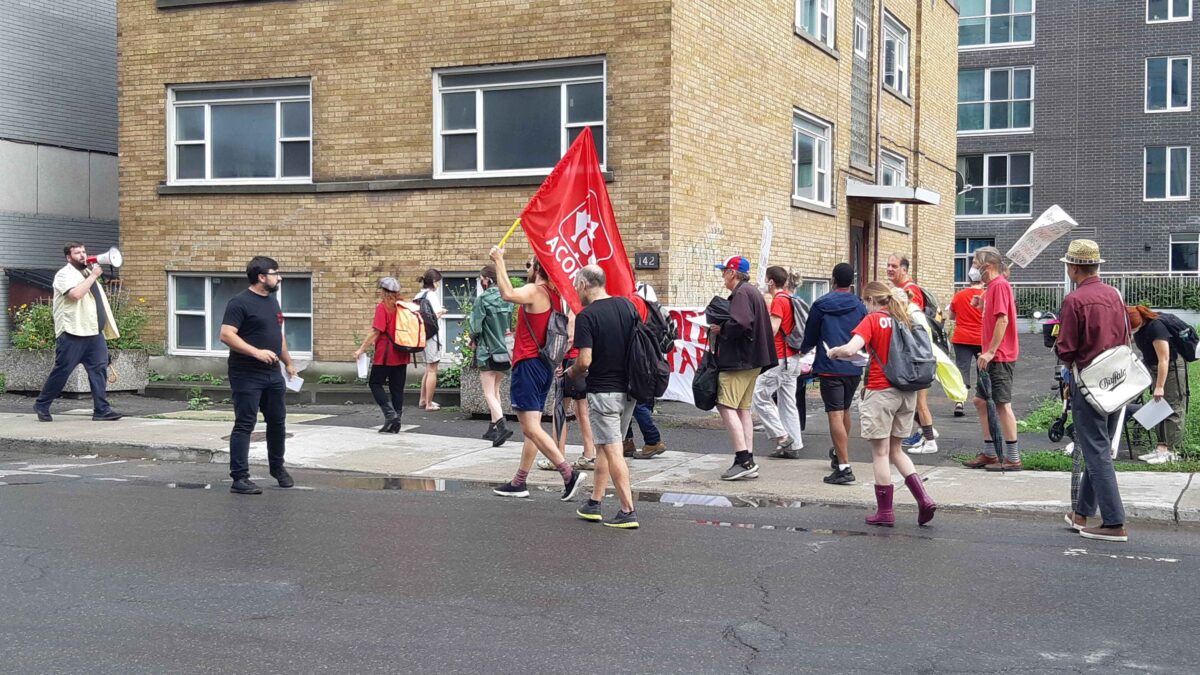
[1073,313,1151,415]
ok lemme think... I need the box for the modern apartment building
[955,0,1198,284]
[119,0,958,366]
[0,0,120,345]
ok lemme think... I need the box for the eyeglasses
[264,272,282,278]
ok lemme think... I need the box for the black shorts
[819,374,861,412]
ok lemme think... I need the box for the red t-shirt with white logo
[770,292,798,359]
[852,311,897,391]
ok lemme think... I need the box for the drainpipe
[911,0,923,283]
[872,0,887,282]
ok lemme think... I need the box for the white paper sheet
[1133,398,1173,429]
[280,363,304,392]
[824,341,869,368]
[356,353,370,379]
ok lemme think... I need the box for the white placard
[757,216,773,286]
[1132,398,1173,429]
[1005,205,1078,268]
[280,363,304,392]
[356,353,371,379]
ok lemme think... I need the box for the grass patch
[317,374,347,385]
[952,450,1200,473]
[177,372,224,385]
[186,387,212,411]
[1016,395,1068,433]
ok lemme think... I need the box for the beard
[265,281,279,294]
[71,259,88,271]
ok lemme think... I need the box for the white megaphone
[87,247,123,268]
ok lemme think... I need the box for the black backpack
[916,287,948,353]
[1156,312,1199,362]
[522,286,571,367]
[642,299,679,355]
[417,293,440,339]
[782,294,810,351]
[624,299,671,404]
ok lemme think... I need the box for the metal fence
[954,272,1200,315]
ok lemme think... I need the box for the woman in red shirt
[828,281,937,527]
[353,277,412,433]
[947,269,985,417]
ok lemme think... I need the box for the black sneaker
[561,470,588,501]
[271,468,295,488]
[92,411,123,421]
[576,500,602,522]
[482,422,498,440]
[823,466,856,485]
[828,447,838,471]
[491,424,514,447]
[603,510,640,529]
[34,406,52,422]
[230,478,262,495]
[720,460,758,481]
[492,481,529,498]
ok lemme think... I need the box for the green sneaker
[603,510,640,529]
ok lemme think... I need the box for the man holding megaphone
[33,242,123,422]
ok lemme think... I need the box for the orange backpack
[392,300,427,352]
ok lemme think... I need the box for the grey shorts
[975,360,1015,404]
[587,392,637,446]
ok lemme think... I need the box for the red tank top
[513,285,561,365]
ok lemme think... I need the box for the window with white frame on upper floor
[795,0,835,49]
[1146,56,1192,112]
[854,17,869,58]
[1145,146,1191,200]
[1171,234,1200,272]
[434,59,605,178]
[168,80,311,185]
[959,0,1035,49]
[956,153,1032,218]
[958,67,1034,133]
[169,274,312,356]
[955,238,995,283]
[793,112,832,208]
[883,14,910,97]
[879,151,907,228]
[1148,0,1193,22]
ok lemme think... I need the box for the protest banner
[1006,204,1078,268]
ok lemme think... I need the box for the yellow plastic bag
[934,345,968,403]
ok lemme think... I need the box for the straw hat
[1059,239,1105,265]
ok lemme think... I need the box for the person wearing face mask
[947,264,986,418]
[33,242,123,423]
[469,264,515,446]
[219,256,299,495]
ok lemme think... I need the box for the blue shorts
[510,358,552,412]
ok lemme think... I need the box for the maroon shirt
[1055,276,1129,369]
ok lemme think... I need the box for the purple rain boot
[905,473,937,526]
[866,484,895,527]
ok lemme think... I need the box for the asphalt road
[1,450,1196,674]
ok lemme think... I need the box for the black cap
[832,263,855,288]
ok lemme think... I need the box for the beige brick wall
[117,0,957,360]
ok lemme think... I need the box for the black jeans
[228,367,287,481]
[35,333,112,415]
[369,364,408,422]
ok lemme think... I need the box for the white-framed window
[168,274,313,356]
[959,0,1035,49]
[883,14,910,96]
[956,153,1033,218]
[434,59,605,178]
[958,67,1034,133]
[792,112,832,208]
[955,238,996,283]
[794,279,830,305]
[1145,146,1191,200]
[1148,0,1193,22]
[879,151,907,228]
[167,80,311,185]
[437,275,477,360]
[1171,233,1200,272]
[854,17,869,57]
[1146,56,1192,112]
[796,0,835,49]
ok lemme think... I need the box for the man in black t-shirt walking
[565,265,640,529]
[219,256,299,494]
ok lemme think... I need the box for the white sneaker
[1146,451,1176,465]
[1138,450,1159,462]
[905,438,939,454]
[535,458,556,471]
[1062,442,1075,457]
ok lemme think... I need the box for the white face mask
[968,266,982,283]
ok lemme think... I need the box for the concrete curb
[3,437,1194,526]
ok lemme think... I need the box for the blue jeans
[228,368,287,481]
[1071,381,1125,527]
[35,333,112,415]
[624,401,661,445]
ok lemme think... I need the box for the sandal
[535,458,557,471]
[572,456,597,471]
[425,402,441,412]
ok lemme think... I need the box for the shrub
[9,281,161,352]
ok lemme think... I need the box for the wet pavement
[0,451,1197,674]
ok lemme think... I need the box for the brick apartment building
[955,0,1199,284]
[118,0,959,366]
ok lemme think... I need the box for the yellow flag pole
[497,217,522,248]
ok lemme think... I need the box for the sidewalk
[2,411,1196,525]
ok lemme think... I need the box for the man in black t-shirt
[219,256,298,495]
[566,265,640,529]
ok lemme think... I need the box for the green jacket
[469,287,512,367]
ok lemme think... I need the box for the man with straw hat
[1055,239,1130,542]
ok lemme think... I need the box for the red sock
[512,469,529,486]
[555,461,573,481]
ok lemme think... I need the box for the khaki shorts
[587,392,637,446]
[718,369,760,410]
[860,388,918,440]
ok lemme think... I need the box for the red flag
[519,127,634,313]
